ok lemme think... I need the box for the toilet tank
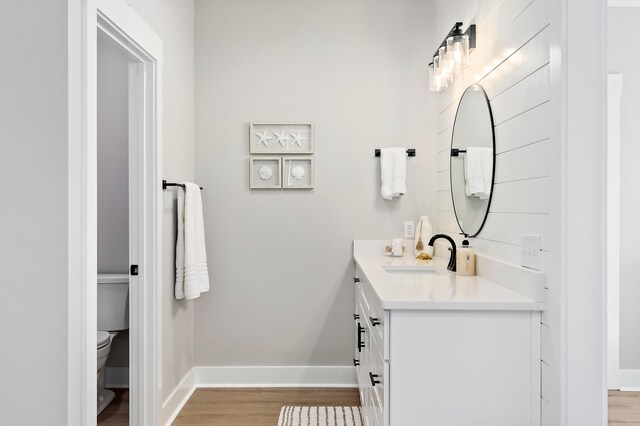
[97,274,129,331]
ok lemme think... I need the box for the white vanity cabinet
[354,275,389,426]
[353,261,543,426]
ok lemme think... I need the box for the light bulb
[439,46,453,84]
[433,55,449,91]
[452,42,463,74]
[460,34,470,67]
[428,62,438,91]
[446,37,461,76]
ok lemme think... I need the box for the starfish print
[256,130,272,146]
[273,130,289,148]
[290,130,307,147]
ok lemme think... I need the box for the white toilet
[97,273,129,416]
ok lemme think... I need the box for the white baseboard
[161,366,356,425]
[106,367,129,388]
[618,369,640,391]
[162,369,197,426]
[193,366,357,388]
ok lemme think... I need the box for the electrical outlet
[404,221,415,238]
[521,234,541,270]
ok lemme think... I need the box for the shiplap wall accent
[434,1,560,424]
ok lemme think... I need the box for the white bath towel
[464,147,492,199]
[380,147,407,200]
[175,183,210,300]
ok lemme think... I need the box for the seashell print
[258,165,274,180]
[291,165,305,180]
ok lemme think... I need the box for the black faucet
[428,234,457,272]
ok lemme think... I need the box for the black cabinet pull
[353,314,360,320]
[353,277,360,283]
[357,324,365,352]
[369,317,381,327]
[369,372,380,386]
[353,358,360,367]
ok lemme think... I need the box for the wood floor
[93,388,639,425]
[174,388,361,425]
[609,391,640,425]
[97,388,129,425]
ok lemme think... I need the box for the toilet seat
[97,330,111,350]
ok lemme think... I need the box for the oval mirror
[450,84,495,237]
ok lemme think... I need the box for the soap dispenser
[456,240,476,276]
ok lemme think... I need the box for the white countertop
[354,242,546,311]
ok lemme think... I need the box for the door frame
[68,0,163,424]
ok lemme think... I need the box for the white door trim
[563,0,607,423]
[607,74,623,390]
[69,0,163,424]
[68,0,97,423]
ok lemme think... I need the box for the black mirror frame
[449,84,496,238]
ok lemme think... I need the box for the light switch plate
[404,221,415,238]
[521,234,541,270]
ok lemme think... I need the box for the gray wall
[608,8,640,370]
[0,0,69,423]
[194,0,436,367]
[127,0,197,401]
[97,38,129,275]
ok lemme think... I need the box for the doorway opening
[79,3,164,424]
[96,31,131,423]
[607,5,640,421]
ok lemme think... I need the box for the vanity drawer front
[364,391,379,426]
[355,293,366,354]
[359,288,387,362]
[370,392,383,426]
[369,335,388,426]
[358,300,373,388]
[357,280,371,313]
[361,280,388,360]
[368,314,388,362]
[354,301,366,389]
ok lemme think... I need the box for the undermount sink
[382,269,439,275]
[382,259,437,273]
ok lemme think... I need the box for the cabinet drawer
[365,390,379,426]
[354,303,364,389]
[360,279,388,360]
[354,299,365,355]
[369,334,387,426]
[359,296,386,364]
[371,391,383,426]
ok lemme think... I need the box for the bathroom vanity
[353,240,545,426]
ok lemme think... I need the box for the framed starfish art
[249,123,314,154]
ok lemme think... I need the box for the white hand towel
[380,147,407,200]
[175,183,210,300]
[464,147,493,199]
[175,187,186,299]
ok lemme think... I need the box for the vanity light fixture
[428,22,476,92]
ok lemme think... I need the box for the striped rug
[277,406,363,426]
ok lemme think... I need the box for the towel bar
[374,148,416,157]
[451,148,467,157]
[162,180,203,190]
